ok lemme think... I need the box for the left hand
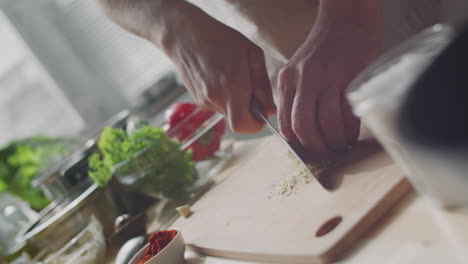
[277,6,381,159]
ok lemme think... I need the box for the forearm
[96,0,211,52]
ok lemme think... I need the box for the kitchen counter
[111,138,468,264]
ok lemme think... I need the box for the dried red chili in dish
[138,230,178,264]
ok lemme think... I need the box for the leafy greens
[0,136,73,210]
[88,125,196,199]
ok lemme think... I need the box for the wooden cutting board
[171,136,411,263]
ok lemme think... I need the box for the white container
[347,24,460,209]
[129,229,185,264]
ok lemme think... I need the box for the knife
[249,98,329,190]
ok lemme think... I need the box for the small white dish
[128,229,185,264]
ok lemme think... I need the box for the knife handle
[249,97,265,121]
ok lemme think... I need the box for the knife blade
[249,98,328,190]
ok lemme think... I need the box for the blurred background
[0,0,178,145]
[0,0,268,146]
[0,1,264,262]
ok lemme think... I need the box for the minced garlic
[267,168,310,199]
[268,150,322,199]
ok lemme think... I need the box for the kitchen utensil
[129,229,185,264]
[347,24,458,208]
[107,210,148,248]
[113,110,234,200]
[21,183,124,254]
[171,136,411,263]
[249,99,327,189]
[42,216,106,264]
[0,194,39,256]
[114,235,146,264]
[32,110,130,201]
[31,138,95,201]
[398,24,468,209]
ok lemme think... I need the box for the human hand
[98,0,275,133]
[162,12,276,133]
[277,2,381,159]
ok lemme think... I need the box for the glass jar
[347,24,458,208]
[0,194,39,257]
[113,111,234,201]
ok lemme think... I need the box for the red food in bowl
[138,230,178,264]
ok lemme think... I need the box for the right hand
[161,15,276,133]
[97,0,275,133]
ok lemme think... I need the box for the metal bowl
[32,110,130,201]
[21,182,124,254]
[32,139,97,202]
[41,216,106,264]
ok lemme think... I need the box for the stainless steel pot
[21,182,124,254]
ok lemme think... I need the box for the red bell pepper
[165,102,226,161]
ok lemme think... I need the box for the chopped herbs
[89,125,196,199]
